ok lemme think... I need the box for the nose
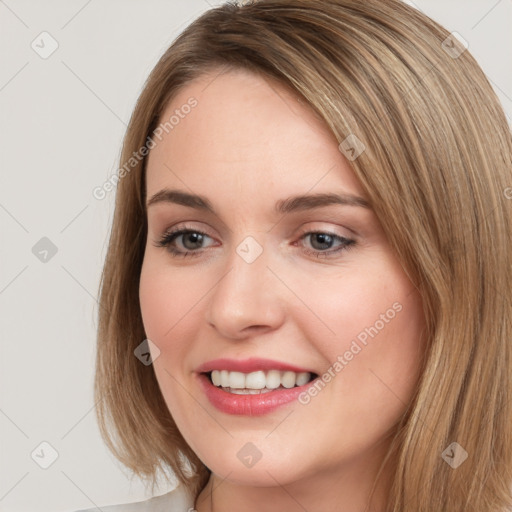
[205,240,286,340]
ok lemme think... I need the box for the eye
[154,227,216,258]
[298,231,356,258]
[153,226,356,260]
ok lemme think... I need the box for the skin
[139,66,426,512]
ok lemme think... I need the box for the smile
[208,369,315,393]
[196,362,320,415]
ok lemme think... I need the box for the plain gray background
[1,1,511,511]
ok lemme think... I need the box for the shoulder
[72,483,195,512]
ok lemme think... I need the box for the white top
[73,483,196,512]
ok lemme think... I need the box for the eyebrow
[146,189,371,214]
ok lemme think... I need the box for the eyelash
[154,225,356,259]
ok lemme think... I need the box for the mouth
[198,370,320,415]
[196,357,321,415]
[202,369,319,395]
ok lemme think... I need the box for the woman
[76,0,512,510]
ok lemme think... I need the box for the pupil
[311,233,332,250]
[184,233,203,250]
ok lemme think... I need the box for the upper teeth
[210,370,311,390]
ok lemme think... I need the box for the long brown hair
[94,1,512,510]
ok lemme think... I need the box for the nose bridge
[205,234,284,338]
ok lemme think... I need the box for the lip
[196,357,315,374]
[195,358,318,416]
[197,372,318,416]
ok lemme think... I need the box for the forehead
[145,67,365,204]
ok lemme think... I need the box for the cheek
[289,267,410,357]
[294,262,426,408]
[331,281,425,421]
[139,272,169,344]
[139,258,203,344]
[139,260,201,422]
[138,257,210,405]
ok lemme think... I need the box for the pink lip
[195,358,318,416]
[197,373,317,416]
[196,357,314,374]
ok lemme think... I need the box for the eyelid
[294,222,358,241]
[158,222,217,239]
[156,221,358,246]
[161,224,218,245]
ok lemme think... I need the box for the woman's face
[140,67,426,489]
